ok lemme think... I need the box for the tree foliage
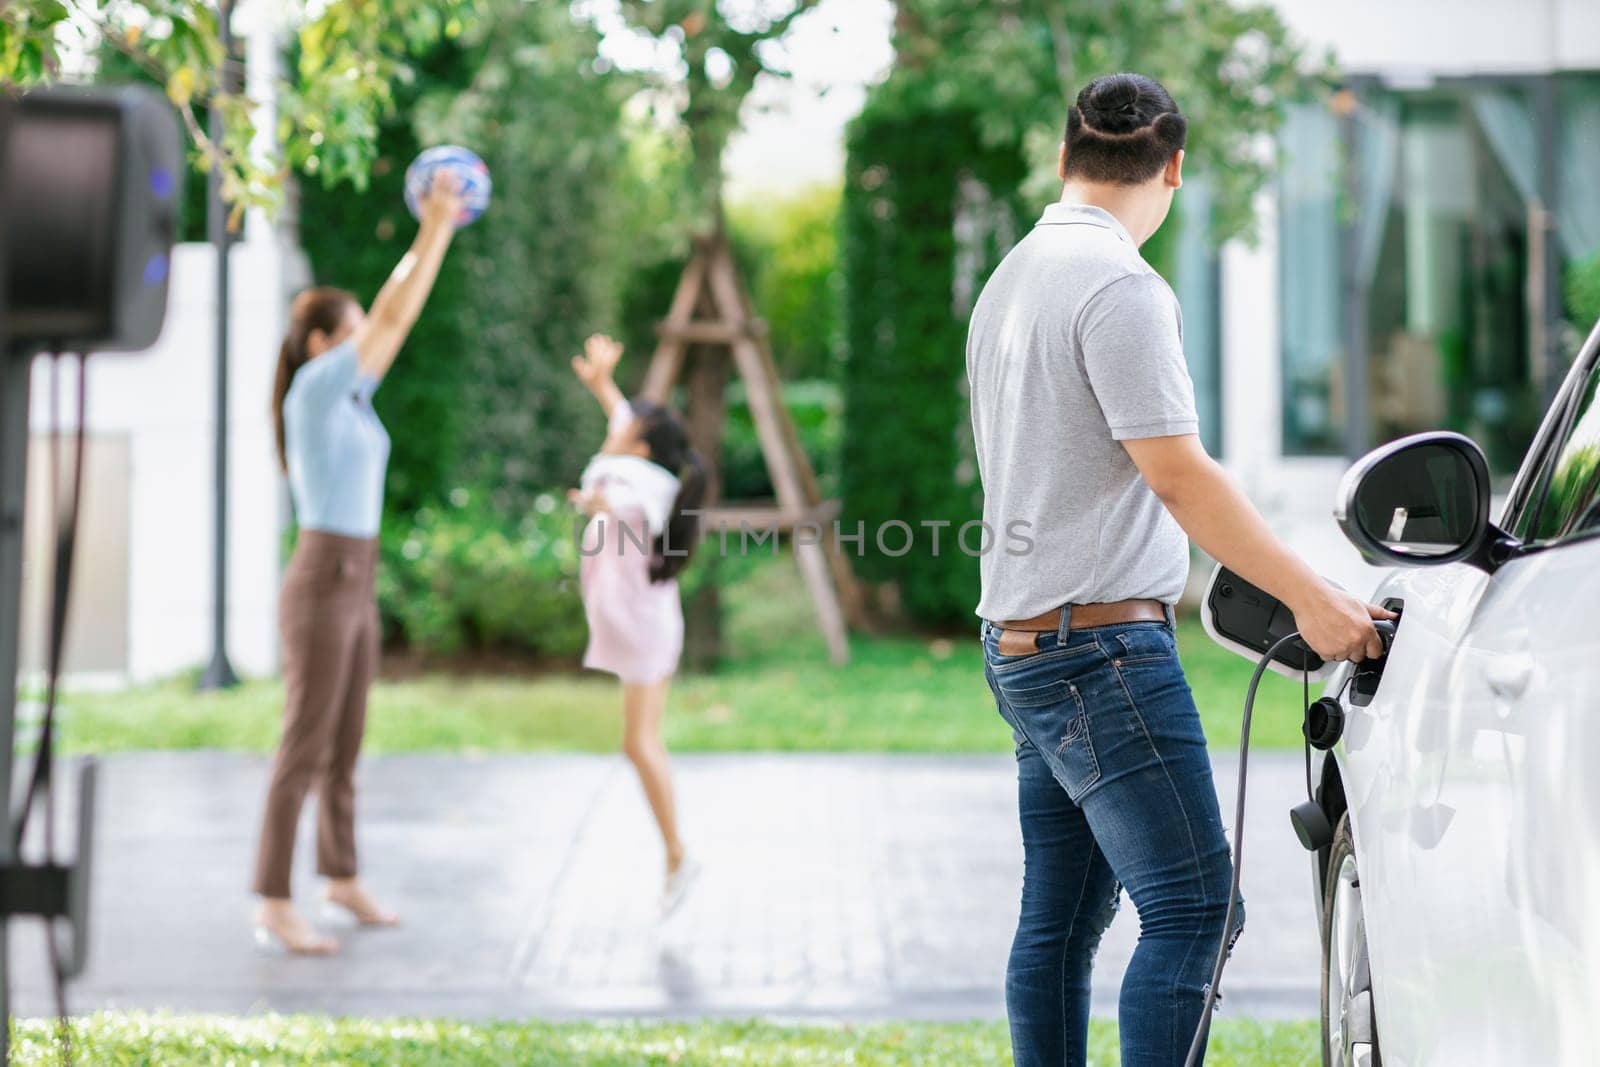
[728,183,842,380]
[887,0,1320,243]
[3,0,840,234]
[93,40,212,241]
[603,0,820,228]
[3,0,479,220]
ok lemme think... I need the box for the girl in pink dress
[569,334,707,913]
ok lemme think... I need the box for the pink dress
[578,403,684,685]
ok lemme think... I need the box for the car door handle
[1485,655,1535,700]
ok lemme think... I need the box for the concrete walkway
[10,751,1321,1021]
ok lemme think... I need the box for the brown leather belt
[994,599,1167,655]
[1001,599,1167,632]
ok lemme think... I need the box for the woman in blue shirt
[252,173,464,954]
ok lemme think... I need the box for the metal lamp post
[198,0,238,690]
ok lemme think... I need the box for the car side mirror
[1334,431,1517,573]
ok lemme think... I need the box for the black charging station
[0,83,182,1059]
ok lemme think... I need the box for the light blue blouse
[284,339,390,539]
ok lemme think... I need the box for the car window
[1518,356,1600,543]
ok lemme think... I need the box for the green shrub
[377,491,586,660]
[375,484,758,662]
[840,101,1025,626]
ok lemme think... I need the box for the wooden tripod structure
[642,233,863,664]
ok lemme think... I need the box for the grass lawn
[55,557,1314,755]
[11,1013,1320,1065]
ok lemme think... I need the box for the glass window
[1279,103,1344,456]
[1278,83,1566,470]
[1558,75,1600,268]
[1516,353,1600,543]
[1364,92,1543,473]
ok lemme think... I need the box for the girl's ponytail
[651,448,706,582]
[627,397,706,582]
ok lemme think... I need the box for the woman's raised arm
[354,170,466,380]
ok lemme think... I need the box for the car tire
[1322,813,1382,1067]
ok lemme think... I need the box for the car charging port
[1348,601,1402,708]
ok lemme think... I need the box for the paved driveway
[11,751,1321,1021]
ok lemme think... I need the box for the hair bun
[1062,73,1186,186]
[1081,73,1146,133]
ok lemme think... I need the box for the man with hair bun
[966,72,1393,1065]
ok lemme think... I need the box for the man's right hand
[1291,580,1397,663]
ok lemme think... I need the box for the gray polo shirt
[967,202,1198,621]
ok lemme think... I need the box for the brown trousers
[253,530,379,899]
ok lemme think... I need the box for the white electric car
[1311,319,1600,1066]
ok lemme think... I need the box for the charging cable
[8,352,88,1067]
[1183,620,1396,1067]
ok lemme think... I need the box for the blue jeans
[981,616,1243,1067]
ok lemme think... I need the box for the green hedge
[840,102,1025,626]
[373,489,754,661]
[377,492,586,660]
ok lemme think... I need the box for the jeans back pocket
[997,675,1101,801]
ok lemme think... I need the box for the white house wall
[26,240,289,683]
[1277,0,1600,78]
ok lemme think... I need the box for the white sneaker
[661,855,701,917]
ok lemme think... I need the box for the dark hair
[1062,72,1187,185]
[273,286,359,471]
[628,398,707,582]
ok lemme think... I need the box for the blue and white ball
[403,145,491,228]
